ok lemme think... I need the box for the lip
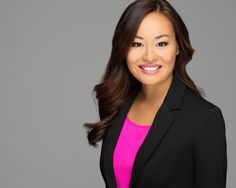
[139,64,162,68]
[139,64,162,75]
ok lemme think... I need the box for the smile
[139,65,162,75]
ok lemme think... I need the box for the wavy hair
[83,0,204,147]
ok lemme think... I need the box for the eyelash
[132,42,169,47]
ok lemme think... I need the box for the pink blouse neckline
[126,115,151,127]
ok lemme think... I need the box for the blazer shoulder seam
[193,106,220,138]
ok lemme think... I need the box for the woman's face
[126,11,179,86]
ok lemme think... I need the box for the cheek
[126,61,139,75]
[126,49,139,63]
[161,51,177,67]
[126,50,140,71]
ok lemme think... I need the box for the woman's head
[84,0,203,147]
[126,11,179,86]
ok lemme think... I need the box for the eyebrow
[135,34,171,40]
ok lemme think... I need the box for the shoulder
[181,87,224,121]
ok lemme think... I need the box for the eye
[157,42,169,47]
[132,42,143,47]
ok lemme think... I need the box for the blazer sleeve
[193,106,227,188]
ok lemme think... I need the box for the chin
[139,77,163,85]
[138,73,173,86]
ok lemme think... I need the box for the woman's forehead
[136,12,175,38]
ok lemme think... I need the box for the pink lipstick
[139,64,162,75]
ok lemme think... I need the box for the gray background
[0,0,235,187]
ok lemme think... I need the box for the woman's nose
[142,46,158,62]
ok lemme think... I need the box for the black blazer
[99,74,227,188]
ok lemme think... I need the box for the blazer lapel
[102,74,186,188]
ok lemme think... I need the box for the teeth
[142,67,160,71]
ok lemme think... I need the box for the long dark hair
[83,0,204,147]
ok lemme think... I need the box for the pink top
[113,115,151,188]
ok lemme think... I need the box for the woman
[83,0,227,187]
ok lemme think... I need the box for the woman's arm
[193,106,227,188]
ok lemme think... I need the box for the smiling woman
[83,0,200,148]
[126,12,179,88]
[83,0,227,188]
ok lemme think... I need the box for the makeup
[139,64,162,75]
